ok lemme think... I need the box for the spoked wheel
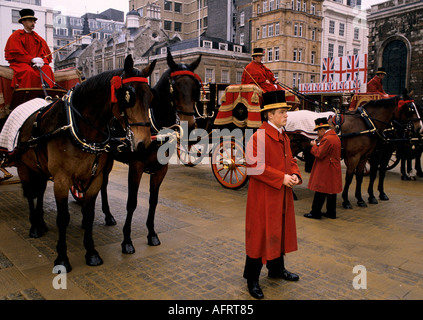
[70,185,84,204]
[176,142,205,167]
[211,139,248,189]
[387,150,400,171]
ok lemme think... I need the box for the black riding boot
[267,254,299,281]
[243,256,264,299]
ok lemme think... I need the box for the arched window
[382,40,407,95]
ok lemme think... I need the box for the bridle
[111,73,152,151]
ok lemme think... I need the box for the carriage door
[382,40,407,95]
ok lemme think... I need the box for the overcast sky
[41,0,385,17]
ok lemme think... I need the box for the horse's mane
[363,96,398,110]
[72,69,122,107]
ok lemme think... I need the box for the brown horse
[99,50,202,254]
[332,96,402,209]
[15,55,155,272]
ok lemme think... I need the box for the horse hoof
[29,226,45,238]
[357,200,367,207]
[368,197,378,204]
[121,242,135,254]
[54,259,72,273]
[342,201,352,209]
[85,253,103,266]
[401,175,411,181]
[105,215,117,226]
[148,235,161,246]
[379,194,389,201]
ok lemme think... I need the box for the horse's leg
[82,192,103,267]
[354,159,368,207]
[377,153,390,200]
[100,158,117,226]
[122,161,144,254]
[342,158,356,209]
[34,177,49,233]
[367,153,379,204]
[400,156,410,180]
[416,151,423,177]
[146,164,168,246]
[53,181,72,273]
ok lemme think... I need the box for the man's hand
[283,174,300,188]
[31,57,44,68]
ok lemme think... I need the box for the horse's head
[112,55,156,155]
[166,49,202,131]
[394,90,423,136]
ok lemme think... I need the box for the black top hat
[252,48,264,56]
[261,90,291,112]
[376,67,386,75]
[313,117,330,131]
[19,9,37,23]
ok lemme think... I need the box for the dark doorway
[382,40,407,95]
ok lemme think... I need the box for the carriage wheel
[211,139,248,189]
[386,150,400,171]
[176,141,204,167]
[70,185,84,204]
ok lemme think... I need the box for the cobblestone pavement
[0,157,423,303]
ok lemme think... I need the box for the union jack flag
[346,55,359,82]
[322,57,334,83]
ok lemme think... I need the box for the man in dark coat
[304,117,342,219]
[243,90,302,299]
[4,9,55,88]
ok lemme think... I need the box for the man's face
[317,127,326,138]
[253,55,263,63]
[21,19,36,32]
[268,108,288,128]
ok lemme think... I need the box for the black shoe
[247,280,264,299]
[268,269,300,281]
[304,213,321,219]
[322,212,336,219]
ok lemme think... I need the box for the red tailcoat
[367,76,386,95]
[5,30,55,88]
[308,129,343,194]
[245,122,302,263]
[241,61,281,93]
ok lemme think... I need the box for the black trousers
[243,255,285,281]
[311,192,337,216]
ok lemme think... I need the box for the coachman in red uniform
[241,48,282,93]
[243,90,302,299]
[367,67,388,97]
[304,117,342,219]
[4,9,55,89]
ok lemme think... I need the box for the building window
[221,70,229,83]
[240,11,245,27]
[293,49,297,62]
[311,75,316,83]
[296,0,301,11]
[263,1,267,12]
[11,9,20,23]
[205,68,215,83]
[329,20,335,34]
[299,24,303,37]
[294,23,298,36]
[312,29,316,41]
[269,0,274,10]
[256,28,260,40]
[267,48,273,62]
[311,3,316,15]
[268,24,274,37]
[354,48,359,55]
[219,43,228,51]
[164,20,172,31]
[174,22,182,32]
[311,51,316,64]
[303,1,307,11]
[262,25,267,38]
[275,23,280,35]
[236,71,243,84]
[164,1,172,11]
[234,45,242,52]
[175,2,182,12]
[354,27,359,40]
[298,49,302,62]
[73,29,83,36]
[338,45,344,57]
[275,47,280,61]
[339,23,345,36]
[293,73,297,87]
[55,28,68,36]
[328,43,334,58]
[239,33,244,45]
[203,40,212,48]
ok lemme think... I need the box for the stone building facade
[367,0,423,100]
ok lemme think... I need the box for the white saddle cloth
[0,98,50,153]
[285,110,335,138]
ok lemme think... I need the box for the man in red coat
[367,67,388,97]
[241,48,282,93]
[4,9,55,89]
[243,90,302,299]
[304,117,342,219]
